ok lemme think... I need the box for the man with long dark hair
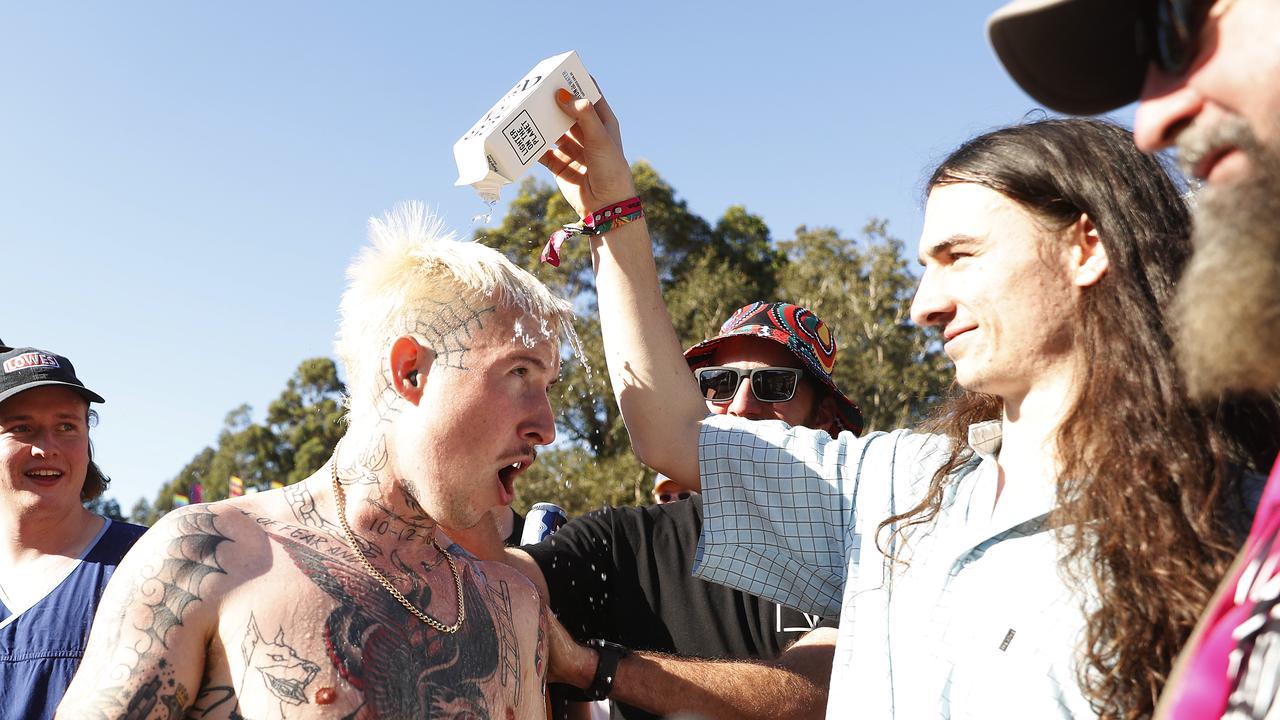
[987,2,1280,716]
[534,88,1279,718]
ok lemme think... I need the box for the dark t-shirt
[525,496,836,720]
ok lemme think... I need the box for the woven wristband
[541,197,644,267]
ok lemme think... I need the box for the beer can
[520,502,568,546]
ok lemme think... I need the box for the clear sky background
[1,3,1133,512]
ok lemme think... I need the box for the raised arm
[58,507,229,718]
[539,91,706,488]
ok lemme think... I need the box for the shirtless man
[58,203,574,720]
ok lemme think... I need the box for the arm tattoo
[269,531,501,718]
[142,509,233,652]
[535,609,548,682]
[121,668,189,719]
[81,509,232,719]
[186,683,239,719]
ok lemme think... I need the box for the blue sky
[1,3,1132,511]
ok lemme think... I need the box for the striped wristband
[541,197,644,267]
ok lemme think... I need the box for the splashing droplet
[471,199,498,226]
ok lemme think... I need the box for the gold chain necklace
[330,455,465,633]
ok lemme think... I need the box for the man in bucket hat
[0,346,147,720]
[683,301,862,437]
[652,474,695,505]
[495,301,856,720]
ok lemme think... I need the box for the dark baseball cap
[684,301,864,436]
[0,347,105,406]
[988,0,1147,115]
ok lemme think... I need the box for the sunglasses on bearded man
[1140,0,1215,75]
[695,366,804,404]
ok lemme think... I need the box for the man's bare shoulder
[121,490,308,581]
[115,501,262,599]
[469,556,544,605]
[56,502,263,719]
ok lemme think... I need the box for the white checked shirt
[693,414,1099,719]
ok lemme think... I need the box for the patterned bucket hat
[683,301,863,435]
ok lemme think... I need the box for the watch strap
[583,638,631,701]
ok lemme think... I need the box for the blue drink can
[521,502,568,546]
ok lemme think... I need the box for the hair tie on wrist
[541,197,644,267]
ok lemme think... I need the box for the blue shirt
[0,518,147,720]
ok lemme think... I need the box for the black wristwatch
[583,638,631,701]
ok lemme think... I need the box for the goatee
[1172,116,1280,399]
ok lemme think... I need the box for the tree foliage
[778,220,951,430]
[84,495,124,522]
[134,358,346,525]
[130,162,950,522]
[477,163,949,516]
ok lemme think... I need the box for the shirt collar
[966,419,1003,460]
[964,419,1061,532]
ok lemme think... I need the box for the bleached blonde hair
[336,202,577,428]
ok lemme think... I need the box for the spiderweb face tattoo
[370,299,497,425]
[407,299,497,371]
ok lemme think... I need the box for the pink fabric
[541,197,644,267]
[1167,454,1280,718]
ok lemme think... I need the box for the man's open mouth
[497,459,531,498]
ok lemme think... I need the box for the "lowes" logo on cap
[3,352,60,373]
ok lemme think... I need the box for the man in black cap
[0,346,147,720]
[987,3,1280,716]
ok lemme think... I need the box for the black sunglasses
[1139,0,1214,75]
[695,366,803,404]
[658,491,693,503]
